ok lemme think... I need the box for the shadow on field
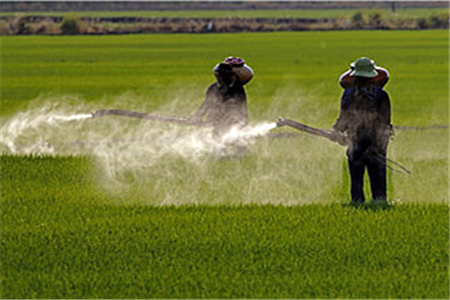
[342,201,395,212]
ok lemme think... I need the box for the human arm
[378,89,394,136]
[234,85,249,127]
[188,85,215,125]
[369,88,394,154]
[332,89,352,133]
[330,104,349,145]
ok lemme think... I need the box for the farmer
[188,56,253,155]
[332,57,394,203]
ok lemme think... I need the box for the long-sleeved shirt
[190,82,248,137]
[333,85,392,154]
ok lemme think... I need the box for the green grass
[1,156,448,299]
[0,8,448,19]
[1,31,448,126]
[0,31,449,298]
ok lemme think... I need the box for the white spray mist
[0,100,279,187]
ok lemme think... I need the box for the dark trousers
[347,153,387,203]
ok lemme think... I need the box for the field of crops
[0,30,449,298]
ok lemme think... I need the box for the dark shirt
[334,86,391,154]
[190,82,248,137]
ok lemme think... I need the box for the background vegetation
[0,7,448,35]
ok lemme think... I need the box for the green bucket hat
[349,57,378,78]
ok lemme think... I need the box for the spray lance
[91,109,211,126]
[276,117,411,174]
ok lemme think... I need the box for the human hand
[330,130,348,146]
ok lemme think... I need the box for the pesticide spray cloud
[48,114,93,122]
[0,102,94,155]
[0,92,347,206]
[0,91,346,206]
[4,90,445,205]
[0,98,278,190]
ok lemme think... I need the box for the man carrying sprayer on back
[188,56,253,155]
[91,56,253,156]
[332,57,394,204]
[276,57,394,204]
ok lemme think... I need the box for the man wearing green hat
[333,57,394,203]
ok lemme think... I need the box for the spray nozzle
[276,117,287,127]
[91,110,110,118]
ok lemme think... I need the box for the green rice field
[0,30,448,298]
